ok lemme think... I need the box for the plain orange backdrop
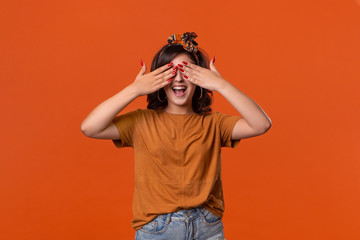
[1,0,359,239]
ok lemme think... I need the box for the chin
[167,96,191,105]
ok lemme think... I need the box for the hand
[181,59,228,91]
[131,61,175,96]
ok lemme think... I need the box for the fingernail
[184,75,188,79]
[168,62,173,67]
[213,56,216,63]
[141,59,144,66]
[182,61,188,65]
[168,78,173,82]
[179,68,184,72]
[178,64,183,68]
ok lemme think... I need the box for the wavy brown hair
[147,44,213,115]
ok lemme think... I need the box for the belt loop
[166,212,172,224]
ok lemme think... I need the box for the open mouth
[172,86,187,97]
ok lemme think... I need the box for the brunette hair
[146,44,213,115]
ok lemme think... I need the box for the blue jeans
[135,205,226,240]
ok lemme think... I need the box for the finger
[155,69,176,85]
[158,77,173,88]
[184,74,199,85]
[151,62,174,76]
[209,59,219,74]
[136,61,147,77]
[182,67,200,79]
[154,71,175,86]
[155,66,177,80]
[183,61,202,71]
[181,64,202,77]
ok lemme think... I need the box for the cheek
[164,86,171,93]
[188,87,197,99]
[188,84,197,94]
[185,81,196,92]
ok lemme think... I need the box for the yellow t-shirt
[111,108,242,230]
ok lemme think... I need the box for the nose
[173,66,184,82]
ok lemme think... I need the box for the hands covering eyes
[132,62,175,96]
[178,59,227,91]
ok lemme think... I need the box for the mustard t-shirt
[111,108,242,230]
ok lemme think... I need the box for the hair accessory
[168,32,199,63]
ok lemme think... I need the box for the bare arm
[80,84,139,137]
[217,80,271,132]
[80,61,175,137]
[182,59,272,140]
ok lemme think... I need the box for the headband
[167,32,200,64]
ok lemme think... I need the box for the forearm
[217,80,272,132]
[80,84,139,136]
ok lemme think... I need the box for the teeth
[172,86,187,90]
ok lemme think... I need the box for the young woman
[81,32,272,240]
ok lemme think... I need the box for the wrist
[216,79,232,94]
[126,83,141,98]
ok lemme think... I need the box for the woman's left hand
[181,58,228,91]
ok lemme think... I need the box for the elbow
[80,126,89,137]
[264,124,271,133]
[80,122,92,137]
[80,123,86,133]
[80,121,86,132]
[263,120,272,133]
[256,120,272,134]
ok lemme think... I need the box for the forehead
[172,53,194,63]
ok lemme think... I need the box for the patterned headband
[167,32,199,64]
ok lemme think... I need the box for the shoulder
[208,111,242,128]
[195,111,219,125]
[204,111,223,120]
[210,110,237,119]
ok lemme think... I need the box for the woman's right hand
[131,61,176,97]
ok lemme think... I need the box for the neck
[164,104,194,115]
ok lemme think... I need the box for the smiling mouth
[172,86,187,97]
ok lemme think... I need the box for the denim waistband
[170,205,207,221]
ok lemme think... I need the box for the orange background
[1,0,359,239]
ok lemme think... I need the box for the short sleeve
[111,109,141,148]
[216,111,242,148]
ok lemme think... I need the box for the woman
[81,32,272,240]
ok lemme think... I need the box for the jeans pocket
[139,213,170,234]
[200,207,222,226]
